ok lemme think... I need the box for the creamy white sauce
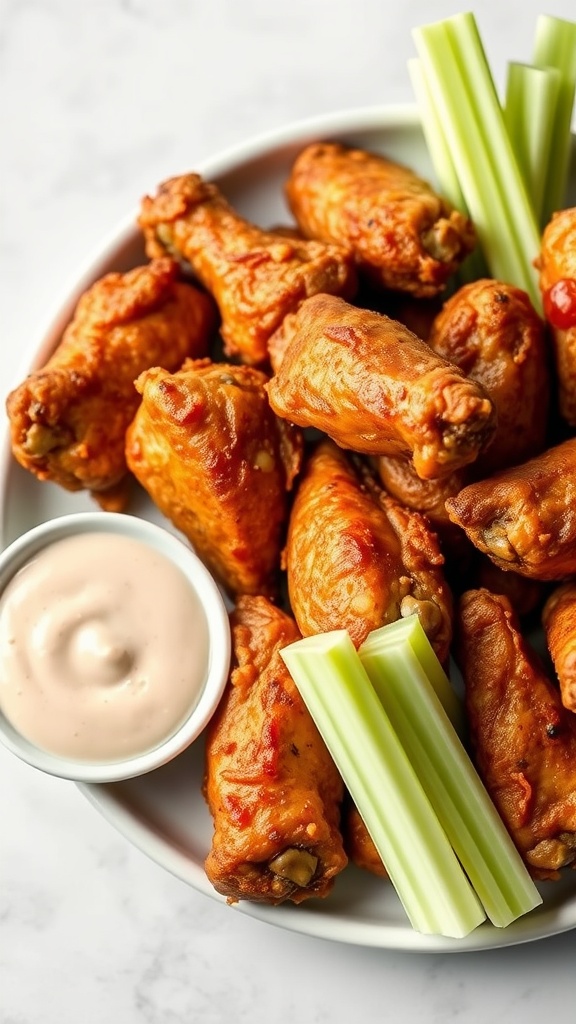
[0,531,210,762]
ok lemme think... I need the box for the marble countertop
[2,1,576,1020]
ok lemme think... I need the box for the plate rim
[2,101,575,952]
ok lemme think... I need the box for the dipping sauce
[0,531,210,762]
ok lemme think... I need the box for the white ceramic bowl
[0,511,231,783]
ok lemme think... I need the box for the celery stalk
[408,56,466,214]
[280,630,485,938]
[408,57,488,284]
[532,15,576,225]
[391,614,464,735]
[358,617,542,928]
[504,62,561,226]
[413,14,541,309]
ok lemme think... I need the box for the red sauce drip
[543,279,576,330]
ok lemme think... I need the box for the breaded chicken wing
[125,360,302,596]
[539,207,576,425]
[285,142,475,296]
[285,440,452,663]
[6,259,214,510]
[543,583,576,713]
[446,438,576,580]
[457,588,576,879]
[428,279,549,474]
[266,294,496,480]
[204,596,347,904]
[138,173,357,365]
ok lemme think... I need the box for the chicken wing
[138,173,357,365]
[285,440,452,663]
[428,279,550,474]
[125,359,302,596]
[539,207,576,425]
[543,583,576,713]
[446,438,576,580]
[204,596,347,904]
[6,258,215,510]
[285,142,475,296]
[266,293,496,480]
[457,588,576,879]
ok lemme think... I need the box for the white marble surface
[2,1,576,1020]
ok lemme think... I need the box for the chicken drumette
[138,172,357,365]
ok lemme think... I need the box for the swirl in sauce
[0,531,210,762]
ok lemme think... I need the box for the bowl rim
[0,511,231,783]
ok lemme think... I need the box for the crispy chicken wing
[428,279,549,474]
[138,173,357,365]
[457,588,576,880]
[125,360,302,596]
[266,294,496,480]
[285,440,453,663]
[204,596,347,904]
[6,259,214,510]
[539,207,576,425]
[285,142,475,296]
[543,583,576,713]
[446,438,576,580]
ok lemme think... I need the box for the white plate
[2,104,576,952]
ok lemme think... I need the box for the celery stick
[359,618,542,928]
[390,614,464,735]
[408,56,466,214]
[280,630,485,938]
[504,62,560,226]
[408,57,488,284]
[533,15,576,225]
[413,14,541,309]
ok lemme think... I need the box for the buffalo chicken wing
[6,258,214,510]
[543,583,576,713]
[266,294,495,481]
[446,438,576,580]
[138,173,357,365]
[539,207,576,425]
[126,359,302,596]
[285,440,453,662]
[285,142,475,296]
[428,278,549,475]
[457,588,576,879]
[204,596,347,904]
